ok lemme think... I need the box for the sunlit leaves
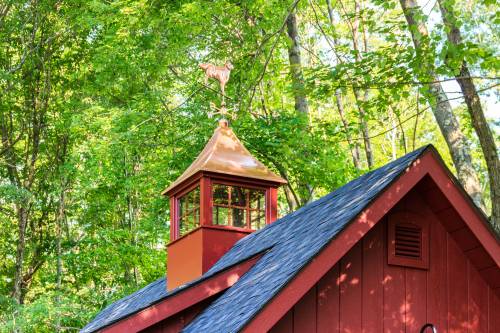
[0,0,497,331]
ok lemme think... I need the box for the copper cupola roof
[162,120,286,195]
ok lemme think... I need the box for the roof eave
[85,254,263,333]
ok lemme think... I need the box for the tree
[286,10,309,115]
[285,8,315,207]
[349,0,374,168]
[0,0,61,303]
[398,0,485,210]
[437,0,500,227]
[0,1,497,330]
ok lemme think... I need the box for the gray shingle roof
[183,145,429,332]
[80,277,168,333]
[81,145,430,333]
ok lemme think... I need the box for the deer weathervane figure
[200,61,235,122]
[199,61,233,106]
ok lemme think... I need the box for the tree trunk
[262,151,300,211]
[399,0,485,210]
[335,90,361,169]
[285,10,316,205]
[354,89,373,167]
[326,0,362,169]
[55,186,65,332]
[54,132,69,331]
[12,206,28,304]
[0,109,26,305]
[352,0,374,168]
[286,11,309,115]
[438,0,500,227]
[325,0,375,168]
[283,184,299,212]
[389,110,398,160]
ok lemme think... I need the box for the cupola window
[212,184,266,230]
[177,186,200,237]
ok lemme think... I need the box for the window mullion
[246,190,250,229]
[228,186,232,227]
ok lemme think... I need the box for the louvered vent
[388,213,429,269]
[394,224,421,259]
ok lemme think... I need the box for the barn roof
[82,145,437,332]
[183,145,430,332]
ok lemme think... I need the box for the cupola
[163,119,286,290]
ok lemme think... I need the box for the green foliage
[0,0,497,330]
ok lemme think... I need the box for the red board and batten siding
[269,194,500,333]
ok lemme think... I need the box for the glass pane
[231,186,247,207]
[178,197,184,218]
[177,186,200,237]
[213,184,229,206]
[179,216,190,236]
[194,208,200,226]
[250,210,265,230]
[249,189,265,209]
[213,206,229,226]
[232,208,246,228]
[192,187,200,204]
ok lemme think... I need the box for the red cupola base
[167,225,252,290]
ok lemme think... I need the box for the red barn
[82,120,500,333]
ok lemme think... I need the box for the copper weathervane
[199,61,234,120]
